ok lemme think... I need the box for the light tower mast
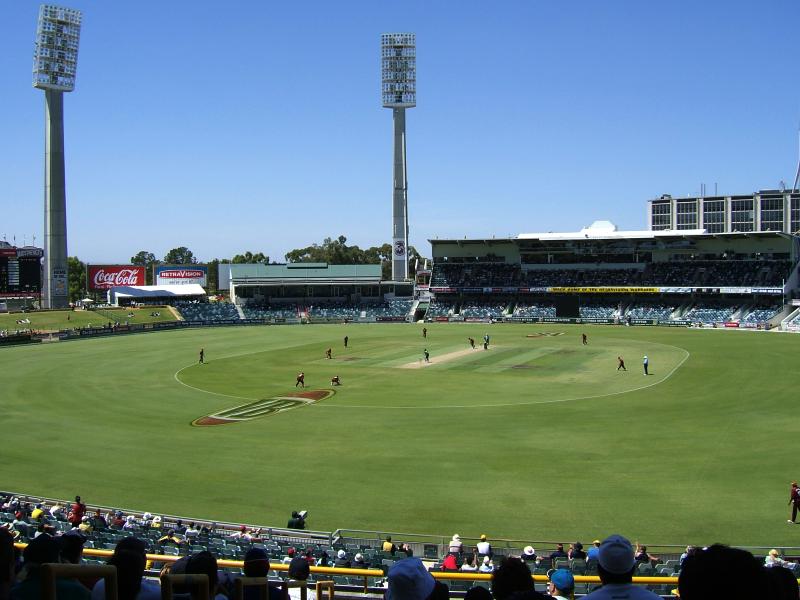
[32,4,82,308]
[381,33,416,282]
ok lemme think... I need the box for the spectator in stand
[149,516,161,530]
[766,549,798,571]
[568,542,586,560]
[68,496,86,529]
[386,558,436,600]
[490,556,552,600]
[583,534,659,599]
[547,569,574,600]
[29,505,44,522]
[441,554,458,571]
[549,544,568,567]
[383,536,397,554]
[461,554,478,572]
[479,556,494,573]
[401,543,414,557]
[303,548,316,566]
[587,540,601,561]
[173,520,186,535]
[110,511,125,529]
[1,528,16,600]
[352,553,369,570]
[521,547,537,564]
[448,534,463,555]
[288,553,310,581]
[678,544,765,600]
[123,516,138,531]
[171,551,224,599]
[763,565,800,600]
[78,516,92,535]
[49,503,65,520]
[184,522,200,540]
[282,548,296,565]
[10,533,90,600]
[477,535,492,557]
[59,530,86,565]
[238,548,283,600]
[634,543,659,566]
[157,529,183,548]
[679,545,696,567]
[92,537,160,600]
[334,550,350,568]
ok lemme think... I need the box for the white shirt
[477,541,491,555]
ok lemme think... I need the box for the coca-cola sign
[88,265,146,290]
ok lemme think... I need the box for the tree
[131,250,159,285]
[284,236,428,280]
[67,256,86,303]
[232,251,269,264]
[163,247,197,265]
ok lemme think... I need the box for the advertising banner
[547,286,659,294]
[88,265,146,290]
[155,265,207,286]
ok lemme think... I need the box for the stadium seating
[626,304,675,321]
[683,303,736,324]
[175,302,240,321]
[512,302,556,318]
[241,303,299,320]
[459,300,507,318]
[739,305,780,325]
[579,303,618,319]
[426,300,455,317]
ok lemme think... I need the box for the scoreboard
[0,246,43,297]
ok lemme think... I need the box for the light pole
[33,4,82,308]
[381,33,416,282]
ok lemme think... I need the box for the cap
[523,546,535,556]
[386,557,436,600]
[355,553,364,562]
[337,550,346,559]
[480,535,487,541]
[452,534,460,541]
[769,549,780,557]
[549,568,574,591]
[598,534,635,575]
[593,540,601,545]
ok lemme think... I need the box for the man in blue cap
[584,534,659,599]
[387,558,435,600]
[547,569,574,600]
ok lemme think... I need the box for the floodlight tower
[381,33,416,282]
[32,4,82,308]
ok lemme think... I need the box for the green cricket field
[1,322,797,547]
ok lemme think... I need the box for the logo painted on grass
[192,390,334,426]
[525,332,565,338]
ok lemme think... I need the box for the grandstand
[426,223,800,328]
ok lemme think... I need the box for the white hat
[483,556,491,564]
[143,512,152,520]
[523,546,535,556]
[126,515,135,522]
[452,534,460,541]
[355,553,364,561]
[337,550,346,559]
[152,516,162,523]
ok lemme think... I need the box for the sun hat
[387,557,436,600]
[549,568,574,591]
[452,534,460,541]
[769,549,780,557]
[483,556,491,564]
[480,534,487,541]
[355,553,364,561]
[598,534,636,574]
[593,540,601,545]
[523,546,535,556]
[337,550,347,559]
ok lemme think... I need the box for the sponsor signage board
[155,265,207,286]
[548,286,659,294]
[88,265,146,290]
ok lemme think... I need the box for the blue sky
[1,1,799,263]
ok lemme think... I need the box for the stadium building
[428,220,800,328]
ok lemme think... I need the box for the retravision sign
[155,265,207,286]
[192,389,334,426]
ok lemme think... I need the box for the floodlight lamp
[381,33,416,108]
[33,4,82,92]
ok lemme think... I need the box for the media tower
[32,4,83,308]
[381,33,416,282]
